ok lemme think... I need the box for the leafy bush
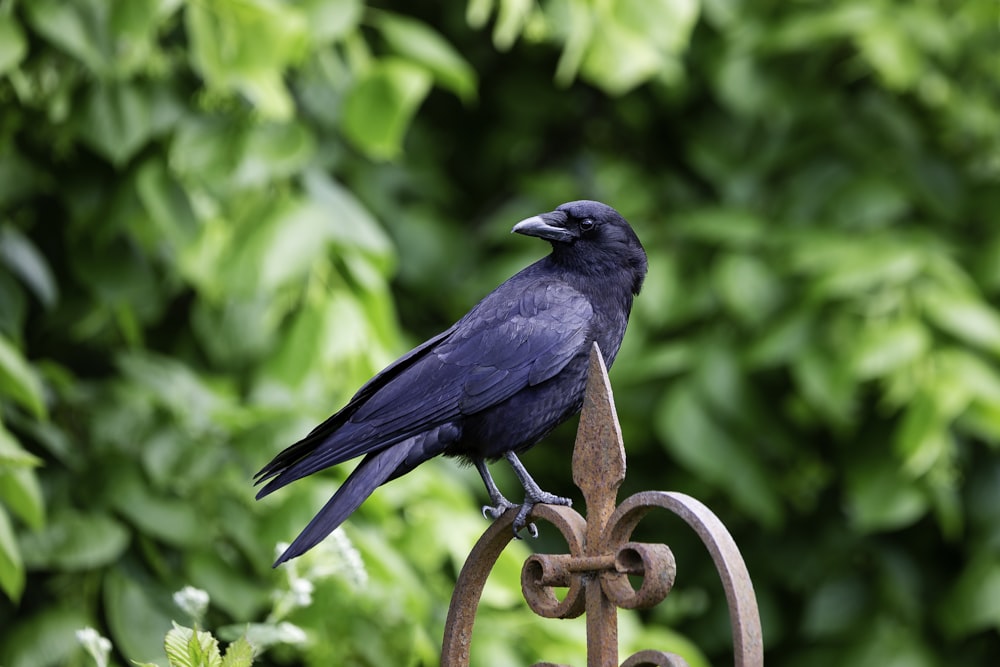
[2,0,1000,665]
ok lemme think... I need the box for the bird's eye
[579,218,595,232]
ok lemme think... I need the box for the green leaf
[219,196,333,295]
[939,349,1000,408]
[135,159,200,248]
[260,301,326,388]
[0,506,24,602]
[581,19,662,95]
[221,636,256,667]
[492,0,533,50]
[24,0,111,75]
[845,454,928,532]
[232,121,316,189]
[115,352,224,422]
[0,422,43,468]
[551,0,593,86]
[939,550,1000,639]
[185,551,270,620]
[616,0,700,54]
[793,237,924,297]
[167,115,246,198]
[745,309,814,368]
[105,0,182,77]
[81,82,155,166]
[104,569,175,665]
[191,297,276,368]
[925,290,1000,356]
[0,465,45,529]
[186,0,308,119]
[253,200,330,289]
[711,252,783,325]
[893,391,952,476]
[580,0,698,94]
[372,10,477,102]
[0,606,92,667]
[631,251,680,328]
[301,169,394,261]
[0,148,41,210]
[857,16,922,90]
[801,575,868,640]
[843,617,935,667]
[340,58,433,160]
[0,333,46,418]
[109,473,205,548]
[466,0,494,29]
[674,208,767,247]
[0,16,28,75]
[830,176,909,227]
[941,348,1000,443]
[297,0,361,43]
[164,623,223,667]
[20,509,130,570]
[656,383,783,527]
[791,348,855,428]
[217,622,305,650]
[852,319,930,379]
[0,225,58,308]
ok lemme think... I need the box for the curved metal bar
[602,542,676,610]
[442,504,587,666]
[521,507,589,619]
[621,649,691,667]
[607,491,764,667]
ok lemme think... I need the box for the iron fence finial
[442,343,763,667]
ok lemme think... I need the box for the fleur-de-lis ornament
[442,343,763,667]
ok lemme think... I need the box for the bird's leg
[504,451,572,539]
[475,458,519,520]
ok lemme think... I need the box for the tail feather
[254,425,406,500]
[272,427,454,565]
[273,446,407,566]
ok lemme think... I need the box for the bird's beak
[512,210,574,242]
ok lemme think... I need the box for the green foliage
[2,0,1000,665]
[155,622,254,667]
[84,588,257,667]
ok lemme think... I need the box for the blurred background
[2,0,999,665]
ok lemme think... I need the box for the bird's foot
[481,497,519,521]
[511,492,572,540]
[483,497,542,538]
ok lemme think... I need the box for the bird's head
[513,200,648,295]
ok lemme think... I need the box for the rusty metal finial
[442,343,763,667]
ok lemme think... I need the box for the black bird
[256,200,647,565]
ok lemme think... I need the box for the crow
[256,200,647,565]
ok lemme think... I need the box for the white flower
[289,577,314,607]
[173,585,210,621]
[274,530,367,588]
[273,621,308,645]
[75,627,112,667]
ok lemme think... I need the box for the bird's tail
[272,430,449,565]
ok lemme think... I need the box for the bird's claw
[511,493,572,539]
[512,503,538,539]
[481,498,518,521]
[482,492,572,539]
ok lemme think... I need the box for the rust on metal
[442,343,764,667]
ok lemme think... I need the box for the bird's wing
[446,281,594,413]
[349,279,593,426]
[256,277,593,495]
[254,327,454,486]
